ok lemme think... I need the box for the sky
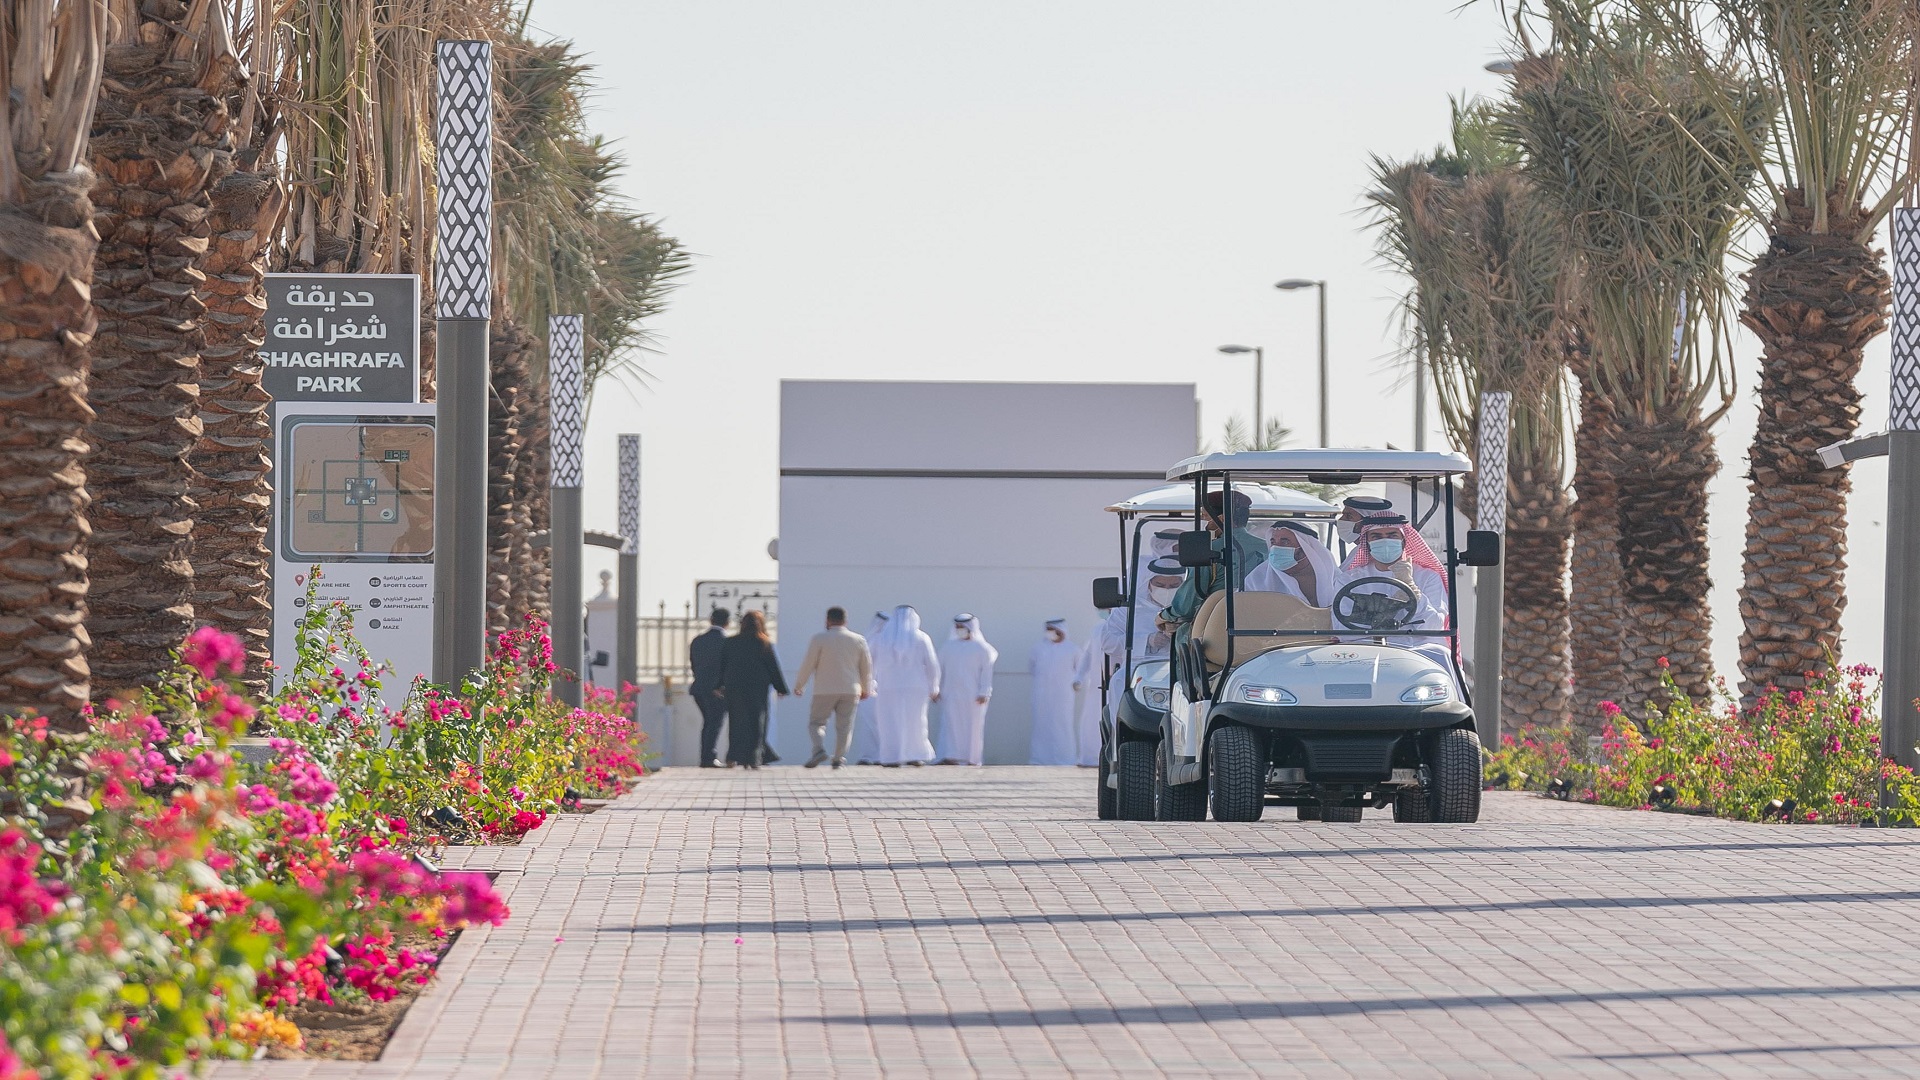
[530,0,1897,682]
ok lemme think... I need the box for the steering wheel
[1331,576,1420,633]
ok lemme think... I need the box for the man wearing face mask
[1160,490,1265,634]
[1334,514,1456,682]
[1028,619,1081,766]
[1334,495,1395,554]
[1244,519,1339,606]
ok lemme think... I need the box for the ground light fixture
[430,805,467,830]
[1651,783,1677,809]
[1273,278,1329,446]
[1762,797,1797,821]
[1547,777,1572,800]
[1217,345,1266,441]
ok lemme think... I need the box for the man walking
[689,609,730,768]
[792,606,874,769]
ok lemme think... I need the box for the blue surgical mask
[1369,538,1405,564]
[1266,547,1298,572]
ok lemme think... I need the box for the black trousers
[727,698,768,767]
[693,689,726,764]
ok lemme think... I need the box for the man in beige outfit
[792,606,874,769]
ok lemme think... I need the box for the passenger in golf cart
[1149,448,1498,825]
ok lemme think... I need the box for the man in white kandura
[848,611,888,765]
[868,605,940,767]
[933,614,996,766]
[1028,618,1080,766]
[1244,519,1340,606]
[1333,513,1456,684]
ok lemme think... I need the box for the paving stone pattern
[217,768,1920,1078]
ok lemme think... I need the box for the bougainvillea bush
[1488,663,1920,824]
[0,601,646,1077]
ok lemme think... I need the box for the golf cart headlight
[1144,687,1171,709]
[1242,685,1297,705]
[1401,681,1452,703]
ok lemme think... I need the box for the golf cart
[1141,449,1497,824]
[1090,483,1338,820]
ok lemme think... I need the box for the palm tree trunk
[0,171,101,727]
[1569,377,1625,727]
[489,320,536,635]
[1736,193,1885,695]
[523,382,553,622]
[1504,463,1572,728]
[86,15,237,692]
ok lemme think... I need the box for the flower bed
[0,597,647,1077]
[1489,663,1920,824]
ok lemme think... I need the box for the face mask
[1336,520,1358,543]
[1266,547,1298,572]
[1369,538,1405,564]
[1147,585,1178,608]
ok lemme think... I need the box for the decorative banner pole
[617,434,641,702]
[1886,209,1920,771]
[1474,391,1512,747]
[431,40,493,686]
[549,315,586,707]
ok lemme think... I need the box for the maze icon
[549,315,586,489]
[1475,391,1512,534]
[1894,208,1920,431]
[618,434,640,556]
[435,41,492,321]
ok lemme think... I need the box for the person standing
[792,606,874,769]
[688,609,730,768]
[869,605,939,766]
[717,610,789,768]
[849,611,888,765]
[934,614,997,765]
[1028,618,1080,766]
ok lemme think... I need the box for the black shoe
[805,751,828,768]
[831,758,844,769]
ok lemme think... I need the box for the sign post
[1473,391,1512,747]
[618,434,640,698]
[549,315,586,706]
[432,39,493,688]
[1886,209,1920,772]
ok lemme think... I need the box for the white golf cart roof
[1106,483,1337,516]
[1166,447,1473,482]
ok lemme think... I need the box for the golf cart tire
[1320,806,1363,823]
[1392,787,1434,823]
[1096,742,1118,820]
[1297,804,1322,821]
[1117,740,1156,820]
[1153,746,1207,821]
[1428,727,1483,823]
[1207,724,1265,822]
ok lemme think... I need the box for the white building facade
[774,380,1197,765]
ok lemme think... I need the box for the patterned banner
[618,435,640,556]
[1474,391,1512,534]
[1895,208,1920,431]
[434,41,492,321]
[550,315,585,489]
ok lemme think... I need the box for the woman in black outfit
[717,610,789,768]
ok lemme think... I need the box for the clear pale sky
[531,0,1896,681]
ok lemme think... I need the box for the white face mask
[1336,520,1358,544]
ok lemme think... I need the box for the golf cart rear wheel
[1320,806,1363,823]
[1207,724,1265,822]
[1428,727,1483,823]
[1096,739,1117,820]
[1117,740,1155,820]
[1392,788,1433,823]
[1153,746,1207,821]
[1296,804,1322,821]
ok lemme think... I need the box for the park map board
[282,420,435,561]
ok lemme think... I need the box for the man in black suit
[689,609,730,767]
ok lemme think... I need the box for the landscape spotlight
[1547,777,1571,801]
[430,805,467,829]
[1651,783,1677,809]
[1762,797,1797,821]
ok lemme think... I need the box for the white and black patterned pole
[1473,391,1512,746]
[550,315,586,707]
[1885,209,1920,771]
[617,434,640,700]
[432,40,493,686]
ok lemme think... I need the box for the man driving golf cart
[1151,448,1498,825]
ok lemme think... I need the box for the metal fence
[635,602,779,683]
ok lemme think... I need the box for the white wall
[775,380,1196,764]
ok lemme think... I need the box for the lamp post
[549,314,586,707]
[617,433,640,709]
[1275,278,1328,446]
[1217,345,1264,446]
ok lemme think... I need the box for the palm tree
[1501,8,1769,706]
[1564,329,1627,722]
[85,0,245,693]
[1368,104,1575,729]
[0,0,107,726]
[1620,0,1917,693]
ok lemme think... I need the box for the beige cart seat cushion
[1193,591,1334,669]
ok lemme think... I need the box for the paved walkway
[218,767,1920,1078]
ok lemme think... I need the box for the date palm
[1621,0,1917,693]
[86,0,244,693]
[1501,8,1768,706]
[0,0,108,726]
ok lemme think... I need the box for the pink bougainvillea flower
[183,625,247,680]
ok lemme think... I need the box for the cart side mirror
[1176,530,1217,568]
[1092,577,1128,610]
[1460,530,1502,567]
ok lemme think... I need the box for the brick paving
[216,767,1920,1078]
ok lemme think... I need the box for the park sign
[263,274,420,402]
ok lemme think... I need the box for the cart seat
[1194,591,1334,669]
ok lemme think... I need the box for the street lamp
[1275,279,1328,446]
[1217,345,1264,446]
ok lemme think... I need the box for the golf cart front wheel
[1153,747,1207,821]
[1116,740,1155,820]
[1427,727,1483,823]
[1207,724,1265,822]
